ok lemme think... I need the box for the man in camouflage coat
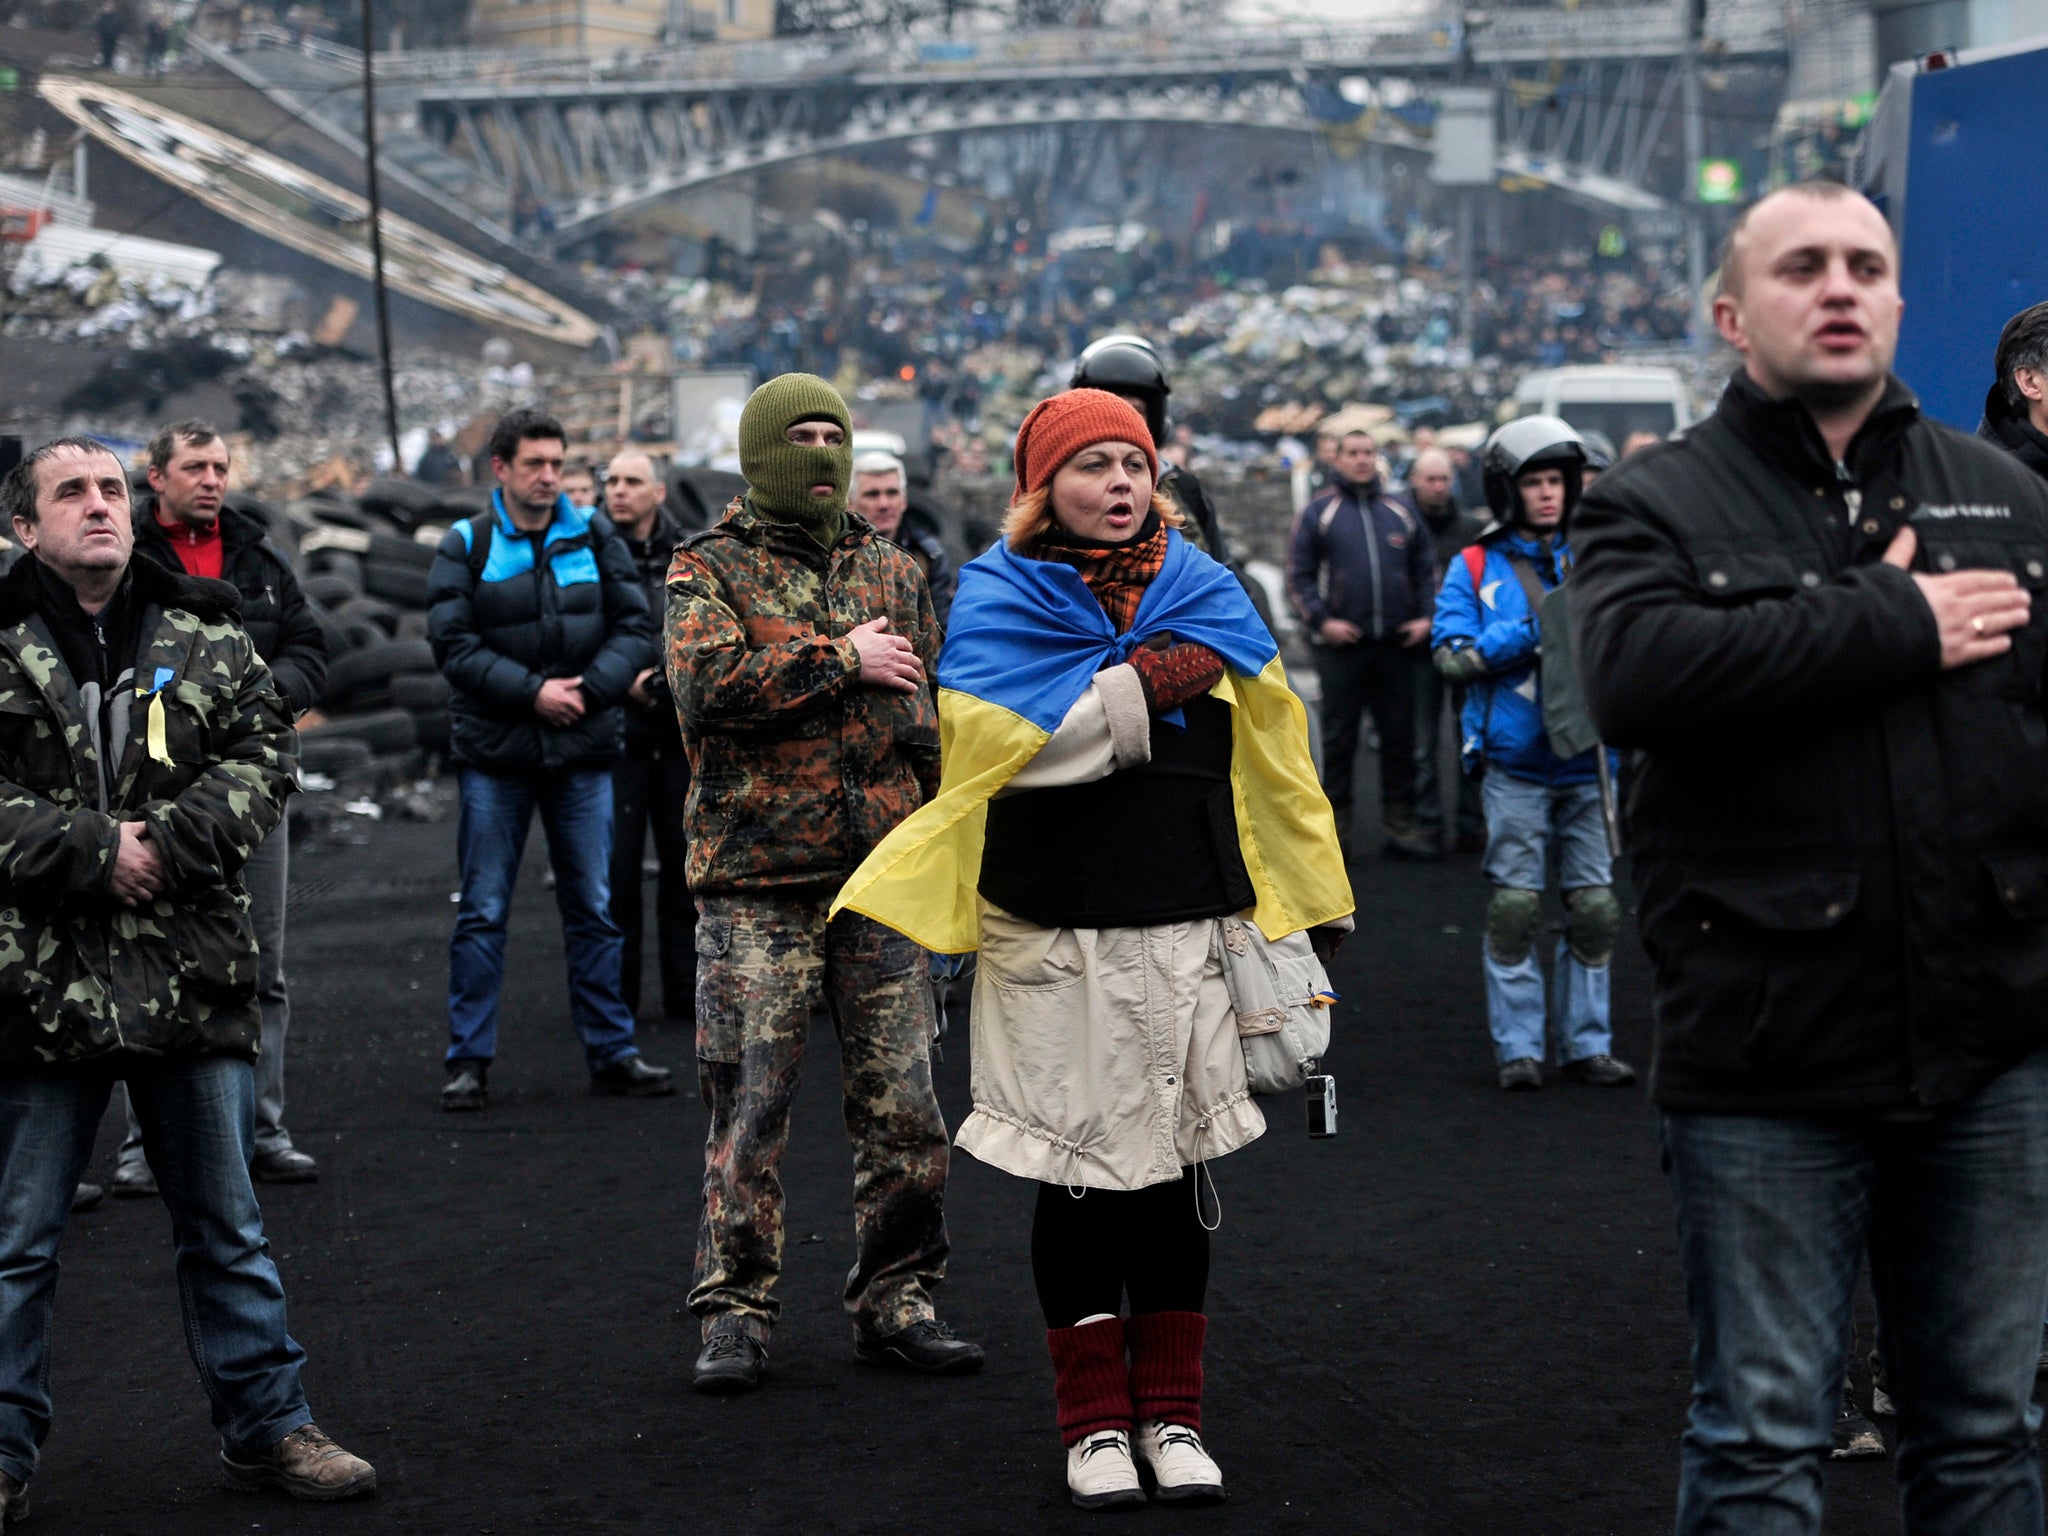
[667,374,983,1393]
[0,440,375,1520]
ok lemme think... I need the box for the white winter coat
[954,664,1266,1191]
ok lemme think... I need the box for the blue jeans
[1664,1048,2048,1535]
[0,1057,311,1482]
[448,766,640,1072]
[1480,772,1612,1065]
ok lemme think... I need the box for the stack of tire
[285,478,486,792]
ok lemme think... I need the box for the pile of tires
[284,485,478,790]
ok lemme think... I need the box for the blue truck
[1858,35,2048,428]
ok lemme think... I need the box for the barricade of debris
[168,474,471,838]
[163,457,744,840]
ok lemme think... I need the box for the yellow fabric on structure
[831,655,1352,953]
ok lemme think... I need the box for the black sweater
[979,694,1252,929]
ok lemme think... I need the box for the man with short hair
[427,407,671,1110]
[0,439,375,1519]
[602,449,695,1021]
[109,421,327,1193]
[560,461,598,511]
[1287,428,1437,860]
[1574,181,2048,1534]
[668,374,980,1393]
[1981,300,2048,482]
[1405,446,1486,855]
[852,451,956,624]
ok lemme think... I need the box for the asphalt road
[40,812,1935,1534]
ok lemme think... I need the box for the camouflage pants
[689,894,950,1345]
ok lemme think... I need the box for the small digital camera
[1306,1073,1338,1138]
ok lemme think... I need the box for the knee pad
[1564,885,1622,968]
[1485,888,1543,966]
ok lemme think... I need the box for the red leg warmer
[1126,1310,1206,1431]
[1046,1317,1133,1447]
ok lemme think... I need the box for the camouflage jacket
[0,555,295,1068]
[666,499,941,897]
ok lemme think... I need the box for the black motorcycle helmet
[1072,334,1170,448]
[1481,415,1589,525]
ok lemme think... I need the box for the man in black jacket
[1286,428,1437,860]
[426,408,671,1111]
[601,449,695,1022]
[1981,301,2048,483]
[112,421,326,1190]
[852,451,956,625]
[1404,446,1486,854]
[1574,181,2048,1534]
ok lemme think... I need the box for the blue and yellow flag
[831,530,1353,953]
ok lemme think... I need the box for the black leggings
[1030,1170,1212,1328]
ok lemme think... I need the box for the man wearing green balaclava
[737,371,854,548]
[664,374,984,1394]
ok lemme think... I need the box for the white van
[1510,365,1695,447]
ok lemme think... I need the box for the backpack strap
[461,509,495,583]
[1461,544,1486,591]
[1499,552,1552,620]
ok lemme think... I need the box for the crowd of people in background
[7,183,2048,1534]
[645,239,1695,446]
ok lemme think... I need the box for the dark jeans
[1030,1171,1211,1328]
[1414,653,1484,843]
[609,742,696,1019]
[1315,640,1418,817]
[448,766,640,1072]
[0,1057,311,1483]
[1663,1047,2048,1535]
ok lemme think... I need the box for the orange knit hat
[1012,389,1158,500]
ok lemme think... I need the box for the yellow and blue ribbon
[141,665,176,766]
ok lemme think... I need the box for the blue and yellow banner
[831,531,1353,953]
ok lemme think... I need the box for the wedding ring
[1972,616,1986,635]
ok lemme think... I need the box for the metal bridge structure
[211,4,1788,245]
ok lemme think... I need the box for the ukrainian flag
[831,530,1354,953]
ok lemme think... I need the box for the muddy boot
[221,1424,377,1500]
[1831,1381,1886,1460]
[1382,805,1440,862]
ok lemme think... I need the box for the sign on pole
[1432,88,1496,186]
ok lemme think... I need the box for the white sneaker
[1066,1429,1146,1510]
[1134,1418,1227,1504]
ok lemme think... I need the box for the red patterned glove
[1127,641,1226,714]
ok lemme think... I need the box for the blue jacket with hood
[1430,525,1602,787]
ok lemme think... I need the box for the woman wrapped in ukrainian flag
[836,388,1352,1510]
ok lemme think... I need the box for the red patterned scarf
[1034,511,1169,636]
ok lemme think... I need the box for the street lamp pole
[359,0,402,470]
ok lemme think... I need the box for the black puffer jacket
[132,500,327,716]
[1573,372,2048,1115]
[618,503,686,753]
[426,494,656,773]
